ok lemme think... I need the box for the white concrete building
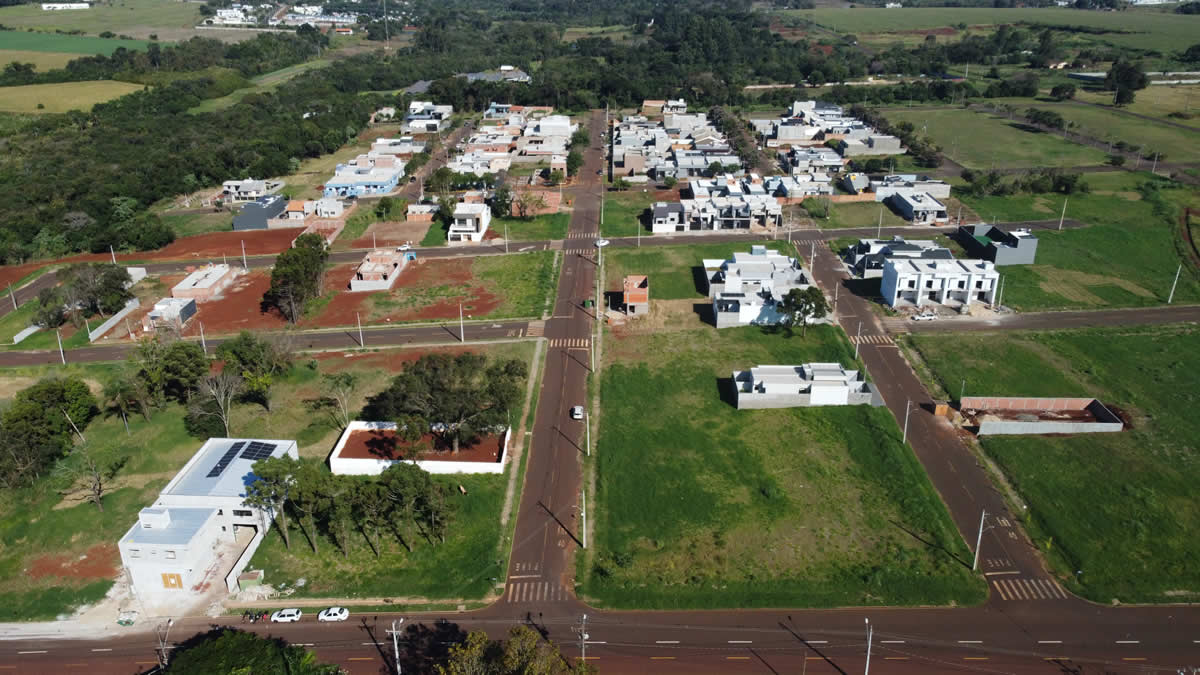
[117,439,298,607]
[888,191,949,225]
[732,364,881,409]
[703,245,819,328]
[881,258,998,308]
[328,421,508,475]
[449,203,491,242]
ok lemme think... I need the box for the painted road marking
[808,640,828,644]
[361,642,382,645]
[17,651,47,654]
[964,657,990,661]
[650,656,675,660]
[1044,657,1071,661]
[348,657,374,661]
[985,570,1020,576]
[884,657,909,661]
[655,640,679,644]
[880,640,905,644]
[1038,640,1063,644]
[91,648,113,652]
[727,656,751,660]
[1122,657,1147,661]
[1116,640,1140,644]
[958,640,983,644]
[728,640,753,644]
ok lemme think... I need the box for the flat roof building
[732,363,882,409]
[172,264,237,301]
[881,258,998,308]
[350,249,414,292]
[958,224,1038,266]
[622,275,649,315]
[888,191,948,225]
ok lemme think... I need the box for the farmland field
[1028,103,1200,163]
[1074,86,1200,132]
[906,324,1200,604]
[0,49,79,71]
[882,107,1108,169]
[0,30,148,54]
[782,8,1200,52]
[0,80,143,113]
[0,0,199,40]
[581,325,984,609]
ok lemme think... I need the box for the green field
[907,324,1200,604]
[0,80,143,113]
[473,251,557,318]
[1075,86,1200,132]
[600,189,657,237]
[496,212,570,241]
[603,241,792,300]
[827,200,915,230]
[0,29,147,54]
[883,107,1108,169]
[957,172,1200,310]
[188,59,336,114]
[0,0,199,39]
[786,8,1200,52]
[1029,103,1200,163]
[581,325,984,609]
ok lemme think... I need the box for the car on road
[570,405,584,420]
[318,607,349,622]
[397,243,412,251]
[594,239,610,247]
[270,608,303,623]
[911,313,939,322]
[596,169,603,175]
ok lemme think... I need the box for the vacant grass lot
[0,80,143,113]
[160,210,231,238]
[496,213,570,241]
[0,0,198,38]
[907,324,1200,603]
[603,241,792,300]
[473,251,557,318]
[0,341,535,620]
[601,189,658,237]
[957,172,1200,310]
[0,49,86,71]
[1075,86,1200,132]
[827,201,914,230]
[0,30,147,54]
[1028,104,1200,163]
[582,325,983,609]
[788,8,1200,52]
[883,108,1107,170]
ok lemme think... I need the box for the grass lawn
[785,8,1200,52]
[0,341,536,620]
[827,201,912,230]
[601,189,658,237]
[1074,86,1200,132]
[0,30,147,54]
[188,59,336,114]
[0,49,88,71]
[496,212,570,241]
[882,107,1108,170]
[1028,103,1200,162]
[581,325,983,609]
[0,0,199,39]
[956,172,1200,310]
[473,252,557,318]
[160,210,232,238]
[906,324,1200,603]
[603,241,793,300]
[0,80,143,113]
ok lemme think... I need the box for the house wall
[120,512,224,603]
[328,422,510,475]
[977,418,1123,435]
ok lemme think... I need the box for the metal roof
[122,507,215,547]
[164,438,294,499]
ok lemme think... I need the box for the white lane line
[984,570,1020,576]
[880,640,905,644]
[1115,640,1140,644]
[958,640,983,644]
[508,574,541,579]
[362,641,382,645]
[808,640,828,644]
[1037,640,1063,644]
[91,648,113,652]
[655,640,679,644]
[17,651,47,654]
[727,640,753,644]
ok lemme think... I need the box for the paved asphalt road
[5,115,1200,673]
[897,303,1200,334]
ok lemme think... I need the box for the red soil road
[336,427,503,463]
[27,543,118,581]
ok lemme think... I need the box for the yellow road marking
[348,657,374,661]
[66,665,88,667]
[964,657,990,660]
[577,656,599,660]
[1123,657,1147,661]
[727,656,751,660]
[650,656,676,660]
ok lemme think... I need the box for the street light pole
[387,618,405,674]
[855,321,862,360]
[1058,197,1068,231]
[902,399,911,444]
[357,312,364,347]
[241,240,247,270]
[864,618,872,675]
[459,303,465,343]
[156,618,175,669]
[973,509,987,571]
[199,321,207,355]
[56,329,66,365]
[1168,263,1182,304]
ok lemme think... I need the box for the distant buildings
[323,154,404,198]
[370,136,427,157]
[732,364,881,409]
[651,174,783,234]
[221,178,280,202]
[404,101,454,134]
[881,258,999,308]
[611,106,740,178]
[463,65,531,84]
[843,237,953,279]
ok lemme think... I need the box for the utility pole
[383,0,389,49]
[960,378,966,403]
[1152,152,1159,174]
[199,321,207,355]
[109,244,117,265]
[386,618,405,674]
[8,283,16,310]
[877,207,882,238]
[582,487,587,549]
[373,232,376,249]
[505,223,509,254]
[1168,263,1182,304]
[854,321,862,360]
[578,614,590,664]
[357,312,364,347]
[56,329,65,364]
[864,618,873,675]
[973,509,987,571]
[459,303,465,343]
[155,619,174,669]
[241,240,248,270]
[585,410,590,457]
[1058,197,1068,231]
[902,399,911,444]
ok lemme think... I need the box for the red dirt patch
[180,270,288,335]
[337,427,503,463]
[393,258,501,321]
[349,220,431,249]
[27,543,119,581]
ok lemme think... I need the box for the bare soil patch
[350,220,430,249]
[367,258,501,322]
[183,270,287,335]
[311,346,477,374]
[338,427,503,463]
[27,543,118,582]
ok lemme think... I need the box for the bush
[1107,154,1126,167]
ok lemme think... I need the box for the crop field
[1074,86,1200,132]
[906,324,1200,604]
[1028,103,1200,163]
[0,0,199,40]
[0,49,78,71]
[603,241,792,300]
[0,80,143,113]
[0,30,147,54]
[783,8,1200,52]
[580,325,984,609]
[957,172,1200,310]
[882,107,1108,169]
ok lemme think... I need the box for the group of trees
[0,377,97,489]
[164,629,341,675]
[1024,107,1067,130]
[265,233,330,323]
[438,626,592,675]
[246,456,452,555]
[33,263,133,329]
[851,106,942,168]
[1104,59,1149,105]
[960,167,1090,197]
[708,105,762,170]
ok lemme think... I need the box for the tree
[131,337,208,407]
[364,353,527,454]
[193,372,243,437]
[266,233,329,323]
[324,475,356,558]
[102,370,142,433]
[54,443,125,512]
[438,626,591,675]
[491,185,513,218]
[380,462,434,549]
[289,460,329,554]
[1184,43,1200,63]
[245,456,299,550]
[217,331,291,411]
[33,287,66,328]
[1104,59,1148,105]
[352,480,390,556]
[514,190,547,219]
[1049,83,1076,101]
[0,377,98,485]
[166,629,341,675]
[663,175,678,189]
[321,372,359,430]
[777,286,829,337]
[707,160,724,177]
[547,168,565,185]
[59,263,134,317]
[565,149,583,176]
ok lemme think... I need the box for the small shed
[623,275,649,315]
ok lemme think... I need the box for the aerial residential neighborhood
[0,0,1198,672]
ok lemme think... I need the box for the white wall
[329,421,509,475]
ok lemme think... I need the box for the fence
[961,396,1124,436]
[88,298,139,342]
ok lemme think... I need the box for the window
[233,509,253,518]
[907,280,916,288]
[130,549,141,558]
[165,550,176,560]
[926,280,934,288]
[958,280,966,289]
[976,280,983,289]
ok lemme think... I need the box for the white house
[41,2,89,9]
[732,364,882,409]
[888,192,949,225]
[703,246,821,328]
[881,258,998,308]
[117,438,299,607]
[449,203,492,242]
[221,179,267,201]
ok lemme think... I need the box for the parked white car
[318,607,349,622]
[570,405,584,420]
[911,313,939,322]
[270,608,303,623]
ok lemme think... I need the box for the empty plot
[1029,104,1200,163]
[0,80,143,113]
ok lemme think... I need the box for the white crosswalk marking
[849,334,894,345]
[992,577,1068,601]
[506,581,569,604]
[526,321,546,337]
[549,338,591,348]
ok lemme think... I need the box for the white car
[397,243,412,251]
[594,239,610,247]
[318,607,349,622]
[911,313,939,322]
[270,608,303,623]
[570,405,584,420]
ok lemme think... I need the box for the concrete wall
[736,386,881,409]
[961,396,1095,410]
[977,418,1123,435]
[964,396,1124,436]
[329,422,509,475]
[89,298,140,342]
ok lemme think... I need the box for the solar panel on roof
[240,441,277,462]
[206,441,246,478]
